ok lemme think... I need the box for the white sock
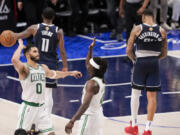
[132,118,137,127]
[131,89,141,127]
[145,121,152,131]
[45,88,53,115]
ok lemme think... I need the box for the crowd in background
[0,0,180,41]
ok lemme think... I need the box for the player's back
[135,23,163,58]
[82,77,105,115]
[34,23,59,63]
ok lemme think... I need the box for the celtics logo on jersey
[31,73,45,82]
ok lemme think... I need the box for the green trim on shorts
[19,104,27,128]
[23,100,44,107]
[40,127,54,133]
[80,115,88,135]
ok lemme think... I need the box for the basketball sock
[44,88,53,115]
[145,121,152,131]
[132,118,137,127]
[131,89,141,127]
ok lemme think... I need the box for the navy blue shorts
[131,57,161,91]
[39,60,59,88]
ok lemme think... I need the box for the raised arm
[11,39,29,79]
[126,25,141,63]
[15,25,37,39]
[86,37,96,68]
[42,64,82,79]
[158,28,168,60]
[57,29,68,71]
[65,80,99,134]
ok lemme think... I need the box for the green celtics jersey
[20,64,46,104]
[82,77,105,114]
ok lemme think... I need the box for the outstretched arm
[11,39,28,79]
[65,80,99,134]
[15,25,37,39]
[57,29,68,71]
[86,37,96,68]
[42,64,82,79]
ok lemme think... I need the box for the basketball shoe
[124,121,138,135]
[142,130,152,135]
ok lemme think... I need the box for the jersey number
[36,83,42,94]
[41,38,49,52]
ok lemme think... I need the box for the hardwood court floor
[1,98,180,135]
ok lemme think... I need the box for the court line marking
[162,91,180,94]
[77,34,118,43]
[7,76,19,81]
[124,95,131,98]
[69,100,80,103]
[6,75,131,87]
[0,54,127,66]
[1,50,179,66]
[69,99,112,104]
[125,95,142,99]
[107,117,180,129]
[1,99,180,129]
[6,76,180,97]
[102,99,112,104]
[59,54,127,62]
[0,98,69,121]
[0,63,13,67]
[57,82,131,87]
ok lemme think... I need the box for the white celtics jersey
[20,64,46,104]
[82,77,105,114]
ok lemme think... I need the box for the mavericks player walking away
[65,38,108,135]
[125,9,167,135]
[12,39,82,135]
[15,7,68,116]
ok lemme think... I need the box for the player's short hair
[92,57,108,79]
[42,7,55,20]
[142,9,154,17]
[23,44,37,56]
[14,128,27,135]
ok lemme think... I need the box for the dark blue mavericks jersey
[132,23,163,91]
[135,23,163,58]
[34,23,59,63]
[34,23,59,88]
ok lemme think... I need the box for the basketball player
[125,9,167,135]
[12,39,82,135]
[15,7,68,116]
[65,38,108,135]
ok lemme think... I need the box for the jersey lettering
[31,73,45,82]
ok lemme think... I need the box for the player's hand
[51,0,58,5]
[62,67,68,72]
[65,121,74,134]
[18,39,25,49]
[119,8,124,18]
[70,71,82,79]
[137,7,145,15]
[89,37,96,49]
[17,2,23,11]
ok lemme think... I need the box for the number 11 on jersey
[41,38,49,52]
